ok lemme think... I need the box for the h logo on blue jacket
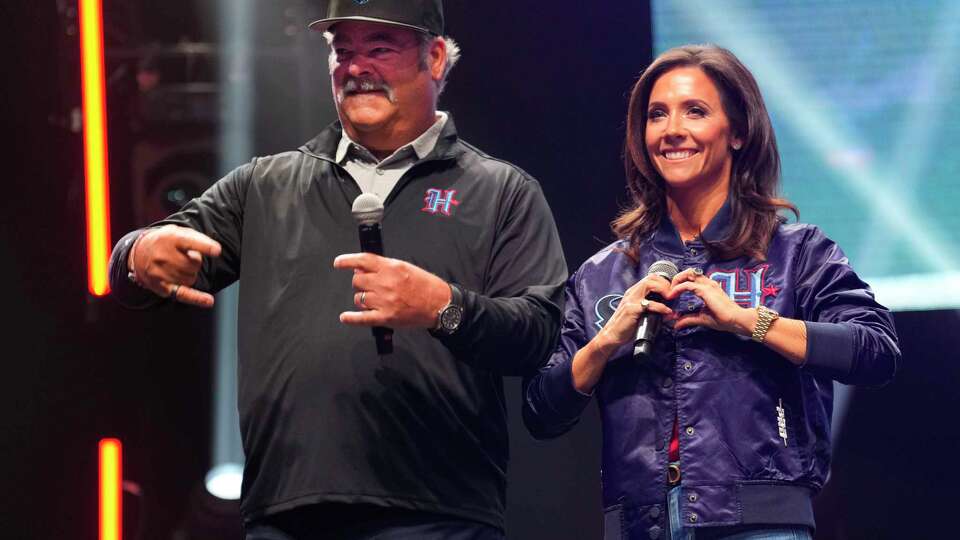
[709,265,778,308]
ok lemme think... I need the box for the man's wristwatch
[430,283,464,337]
[751,305,780,343]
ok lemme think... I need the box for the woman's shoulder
[774,220,831,243]
[577,239,633,271]
[566,240,640,306]
[769,221,848,264]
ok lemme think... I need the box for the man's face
[329,21,439,137]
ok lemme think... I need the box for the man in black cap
[108,1,567,538]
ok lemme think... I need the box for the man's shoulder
[253,149,308,167]
[241,150,315,182]
[216,149,324,198]
[453,138,539,186]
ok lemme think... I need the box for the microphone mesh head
[352,193,385,225]
[647,260,679,280]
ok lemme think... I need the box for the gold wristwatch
[751,305,780,343]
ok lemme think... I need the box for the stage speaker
[131,134,216,227]
[129,44,219,227]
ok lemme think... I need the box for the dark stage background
[4,2,960,539]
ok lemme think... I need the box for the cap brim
[308,16,432,34]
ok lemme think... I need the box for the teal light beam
[206,0,253,501]
[667,0,959,274]
[858,4,960,272]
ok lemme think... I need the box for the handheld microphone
[634,260,679,360]
[351,193,392,355]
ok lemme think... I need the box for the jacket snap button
[648,525,662,539]
[648,505,661,519]
[688,493,698,502]
[663,377,673,388]
[375,168,385,175]
[685,426,695,436]
[689,513,698,523]
[683,362,693,371]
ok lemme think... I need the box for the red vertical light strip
[99,438,122,540]
[79,0,112,296]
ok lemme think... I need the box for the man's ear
[428,37,447,82]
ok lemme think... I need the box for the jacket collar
[651,195,734,255]
[299,112,463,164]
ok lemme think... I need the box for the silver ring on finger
[640,298,650,309]
[170,284,181,300]
[693,267,704,276]
[359,291,368,309]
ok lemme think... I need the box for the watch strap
[751,305,780,343]
[430,283,464,336]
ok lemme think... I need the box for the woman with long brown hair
[524,45,899,540]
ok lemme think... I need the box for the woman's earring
[731,141,742,150]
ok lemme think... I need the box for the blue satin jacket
[523,203,900,539]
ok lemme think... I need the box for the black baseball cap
[308,0,444,36]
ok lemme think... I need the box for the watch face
[440,305,463,331]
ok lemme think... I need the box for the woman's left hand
[667,267,752,336]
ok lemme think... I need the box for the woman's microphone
[634,260,679,360]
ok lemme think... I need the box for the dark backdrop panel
[443,4,653,268]
[440,4,653,539]
[813,310,960,540]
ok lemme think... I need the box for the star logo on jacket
[422,188,460,216]
[708,265,779,308]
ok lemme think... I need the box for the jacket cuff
[542,358,593,417]
[802,321,854,378]
[108,230,163,309]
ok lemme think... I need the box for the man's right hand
[128,224,222,308]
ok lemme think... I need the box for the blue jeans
[667,486,812,540]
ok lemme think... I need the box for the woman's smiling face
[644,66,741,193]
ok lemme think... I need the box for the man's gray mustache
[340,79,397,103]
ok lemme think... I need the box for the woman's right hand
[592,274,674,355]
[572,274,673,393]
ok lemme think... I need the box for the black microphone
[352,193,392,355]
[634,260,679,360]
